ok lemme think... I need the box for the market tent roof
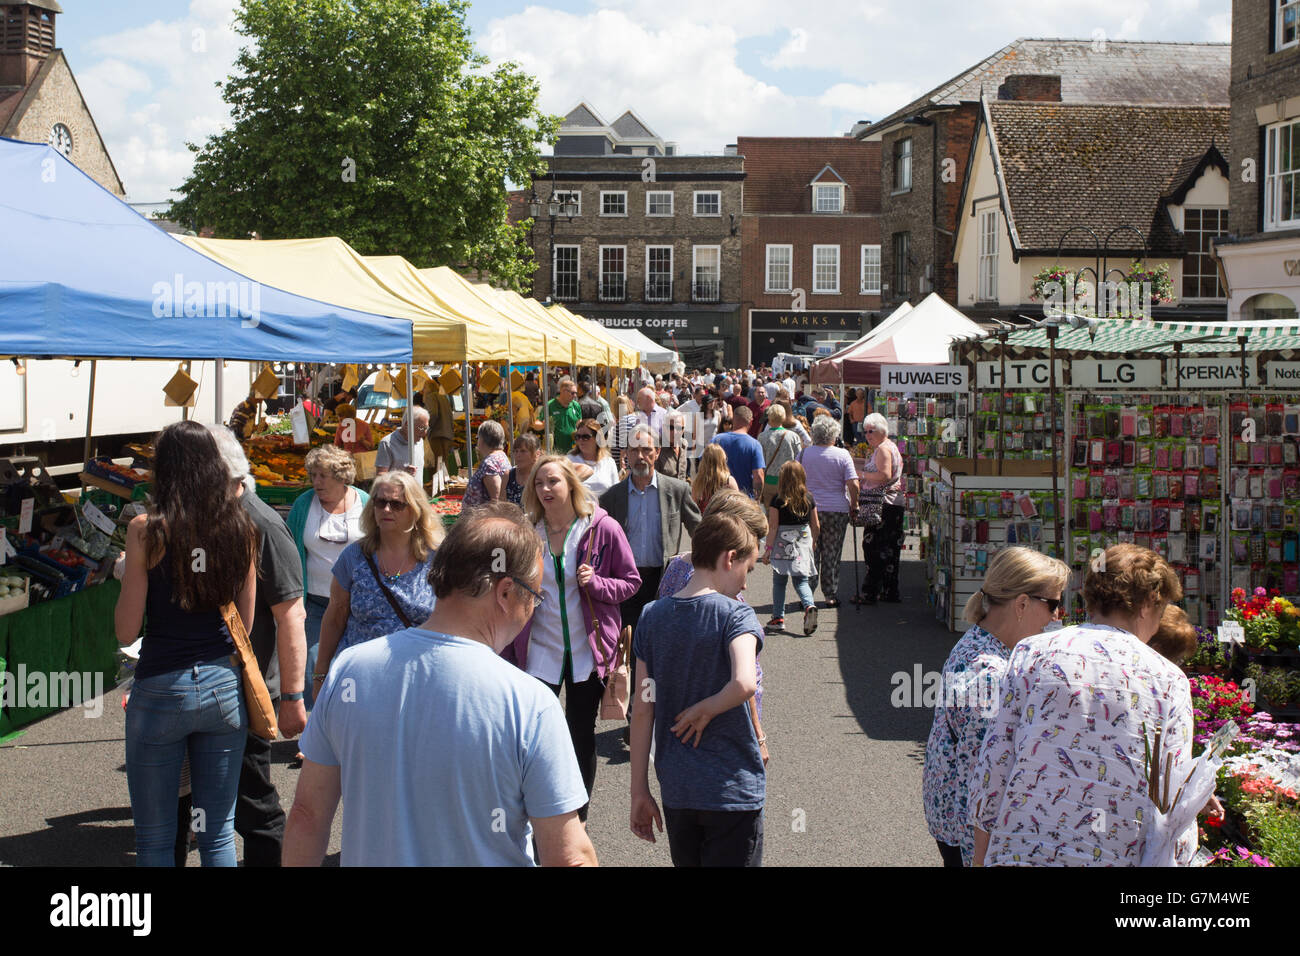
[605,327,677,372]
[811,301,913,382]
[178,236,510,363]
[0,138,411,362]
[548,304,639,369]
[811,296,983,386]
[986,317,1300,356]
[360,257,551,364]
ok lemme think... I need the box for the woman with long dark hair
[115,420,258,866]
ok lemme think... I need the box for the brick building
[522,104,744,367]
[736,137,881,366]
[0,1,124,196]
[855,39,1229,314]
[1214,1,1300,321]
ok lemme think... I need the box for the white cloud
[761,28,809,70]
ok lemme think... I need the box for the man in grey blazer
[599,422,703,645]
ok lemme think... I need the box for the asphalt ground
[0,535,962,867]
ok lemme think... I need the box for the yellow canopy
[179,236,501,363]
[550,304,639,370]
[411,266,571,365]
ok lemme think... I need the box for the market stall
[605,326,677,373]
[0,139,416,734]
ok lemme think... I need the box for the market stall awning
[811,301,913,380]
[515,296,630,369]
[0,138,412,363]
[178,236,501,363]
[992,318,1300,355]
[605,327,677,373]
[548,304,640,370]
[811,294,981,386]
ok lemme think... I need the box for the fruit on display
[431,495,462,518]
[0,573,26,598]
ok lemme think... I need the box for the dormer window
[814,183,844,212]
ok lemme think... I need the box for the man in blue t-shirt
[710,406,765,498]
[630,510,766,867]
[285,503,596,867]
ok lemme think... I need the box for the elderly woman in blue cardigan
[286,445,368,710]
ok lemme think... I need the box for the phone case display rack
[974,390,1066,462]
[926,461,1061,632]
[872,392,967,537]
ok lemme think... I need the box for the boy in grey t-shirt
[630,512,766,866]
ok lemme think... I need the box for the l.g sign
[881,365,968,394]
[1071,359,1162,389]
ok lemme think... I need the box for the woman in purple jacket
[504,455,640,819]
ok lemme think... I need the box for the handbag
[578,518,631,720]
[854,443,901,529]
[220,602,279,741]
[364,551,416,628]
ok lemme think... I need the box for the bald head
[636,387,656,414]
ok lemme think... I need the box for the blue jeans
[125,659,246,867]
[304,595,328,710]
[771,571,815,619]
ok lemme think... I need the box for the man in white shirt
[375,407,429,479]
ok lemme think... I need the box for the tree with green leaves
[168,0,556,289]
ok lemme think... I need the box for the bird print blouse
[968,623,1197,866]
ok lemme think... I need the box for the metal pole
[215,357,224,426]
[506,362,514,438]
[997,331,1008,475]
[1047,326,1063,553]
[406,364,415,481]
[461,360,473,474]
[82,360,97,468]
[542,361,551,451]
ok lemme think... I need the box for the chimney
[0,2,60,87]
[724,144,738,156]
[997,74,1062,102]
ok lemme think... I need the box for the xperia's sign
[881,365,968,393]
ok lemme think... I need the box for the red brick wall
[997,74,1062,102]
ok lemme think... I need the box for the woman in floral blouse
[922,547,1069,866]
[969,544,1210,867]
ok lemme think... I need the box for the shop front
[585,308,740,369]
[1216,233,1300,322]
[748,309,868,368]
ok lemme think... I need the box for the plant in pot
[1184,626,1228,675]
[1245,663,1293,713]
[1228,588,1286,654]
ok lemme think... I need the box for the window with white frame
[978,210,998,301]
[553,245,580,301]
[600,191,627,216]
[1182,207,1228,299]
[646,191,674,216]
[1279,0,1300,51]
[645,246,673,302]
[813,245,840,294]
[551,190,581,216]
[694,191,721,216]
[765,245,792,292]
[894,138,912,191]
[814,183,844,212]
[693,246,721,301]
[860,245,881,294]
[599,246,626,301]
[1266,118,1300,231]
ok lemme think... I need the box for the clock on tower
[48,122,72,157]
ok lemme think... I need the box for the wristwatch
[282,691,305,702]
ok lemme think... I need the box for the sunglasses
[373,497,409,512]
[1030,595,1063,616]
[510,575,547,608]
[575,433,594,440]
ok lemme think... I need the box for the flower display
[1226,587,1300,652]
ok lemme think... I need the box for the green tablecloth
[0,581,121,737]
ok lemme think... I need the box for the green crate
[255,484,310,507]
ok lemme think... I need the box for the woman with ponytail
[920,546,1068,867]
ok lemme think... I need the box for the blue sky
[51,0,1232,201]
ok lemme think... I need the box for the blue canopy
[0,138,412,363]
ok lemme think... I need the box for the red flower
[1205,815,1223,828]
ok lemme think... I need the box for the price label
[1217,623,1245,645]
[51,534,64,551]
[123,502,146,518]
[18,497,34,535]
[82,500,117,536]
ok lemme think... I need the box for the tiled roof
[562,103,604,129]
[611,110,656,139]
[866,39,1229,134]
[986,102,1230,256]
[737,137,878,214]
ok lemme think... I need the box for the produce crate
[255,484,309,507]
[0,574,30,617]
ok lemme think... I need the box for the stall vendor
[228,391,264,439]
[332,402,374,453]
[548,377,582,454]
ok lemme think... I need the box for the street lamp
[528,178,578,302]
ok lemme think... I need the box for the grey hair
[405,406,431,425]
[477,419,506,450]
[630,423,659,448]
[863,412,890,436]
[205,423,255,494]
[810,416,839,445]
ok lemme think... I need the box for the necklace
[377,551,410,582]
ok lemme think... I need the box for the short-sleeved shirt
[375,430,424,475]
[633,591,765,811]
[464,450,511,508]
[240,492,305,698]
[332,541,437,652]
[300,627,588,865]
[711,430,765,497]
[799,445,858,513]
[548,398,582,454]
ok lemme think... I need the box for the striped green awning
[980,318,1300,356]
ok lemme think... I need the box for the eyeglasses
[373,497,409,512]
[1030,595,1063,616]
[575,433,594,441]
[510,575,547,608]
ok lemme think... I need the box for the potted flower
[1228,588,1286,654]
[1184,626,1228,676]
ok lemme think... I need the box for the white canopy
[604,327,678,373]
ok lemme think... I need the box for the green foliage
[1248,804,1300,867]
[168,0,558,289]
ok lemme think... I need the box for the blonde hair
[962,546,1070,624]
[774,461,813,519]
[304,444,356,485]
[703,488,768,543]
[522,455,593,524]
[360,470,444,561]
[692,444,732,508]
[767,404,786,426]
